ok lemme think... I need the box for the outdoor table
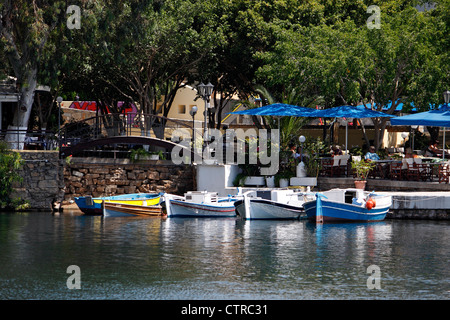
[420,157,442,163]
[370,160,400,179]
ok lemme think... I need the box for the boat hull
[74,193,161,215]
[103,202,163,217]
[234,199,304,220]
[167,199,237,218]
[303,199,389,222]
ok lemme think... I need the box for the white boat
[164,191,239,218]
[303,188,392,223]
[234,189,315,220]
[103,201,163,217]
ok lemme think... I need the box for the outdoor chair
[413,158,433,181]
[438,163,450,184]
[406,158,432,181]
[320,158,333,177]
[331,155,349,177]
[390,162,403,180]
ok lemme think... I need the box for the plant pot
[354,180,366,190]
[265,176,275,188]
[279,178,289,188]
[244,176,266,187]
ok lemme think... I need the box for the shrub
[0,141,25,209]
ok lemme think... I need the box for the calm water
[0,210,449,300]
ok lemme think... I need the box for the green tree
[0,141,24,209]
[255,1,449,150]
[0,0,66,149]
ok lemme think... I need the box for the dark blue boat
[304,189,392,223]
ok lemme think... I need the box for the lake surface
[0,209,449,300]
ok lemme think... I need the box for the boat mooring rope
[392,196,445,202]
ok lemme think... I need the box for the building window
[178,105,186,114]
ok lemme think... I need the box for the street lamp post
[299,135,306,162]
[443,90,450,160]
[190,105,198,145]
[57,96,63,151]
[197,82,214,145]
[297,135,307,178]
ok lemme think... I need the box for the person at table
[288,143,297,158]
[405,148,418,158]
[331,145,343,156]
[365,146,380,161]
[425,140,443,157]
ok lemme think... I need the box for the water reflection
[0,212,448,299]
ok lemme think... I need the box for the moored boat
[234,189,314,220]
[165,191,238,218]
[303,188,392,223]
[103,201,163,217]
[74,193,161,215]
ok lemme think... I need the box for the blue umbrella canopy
[390,104,450,159]
[390,104,450,127]
[312,105,395,119]
[311,105,395,152]
[229,103,317,117]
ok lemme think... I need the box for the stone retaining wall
[63,158,195,204]
[13,151,64,211]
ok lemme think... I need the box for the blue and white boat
[74,193,161,215]
[303,188,392,223]
[164,191,238,218]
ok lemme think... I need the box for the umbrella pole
[443,127,446,160]
[346,121,348,154]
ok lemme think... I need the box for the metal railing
[59,113,196,147]
[0,129,58,150]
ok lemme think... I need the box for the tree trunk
[5,69,38,149]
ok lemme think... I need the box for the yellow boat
[74,193,161,215]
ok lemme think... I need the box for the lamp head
[190,105,198,116]
[204,82,214,96]
[444,90,450,104]
[197,83,205,96]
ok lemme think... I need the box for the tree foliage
[0,141,24,209]
[0,0,448,149]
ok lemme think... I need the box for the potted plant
[275,169,295,188]
[149,150,165,160]
[351,159,376,189]
[130,148,165,162]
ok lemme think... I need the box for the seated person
[288,143,297,158]
[405,148,418,158]
[425,140,442,157]
[364,146,380,161]
[331,145,343,156]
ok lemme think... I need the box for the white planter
[265,176,275,188]
[290,177,317,187]
[244,176,266,186]
[279,178,289,188]
[296,161,307,177]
